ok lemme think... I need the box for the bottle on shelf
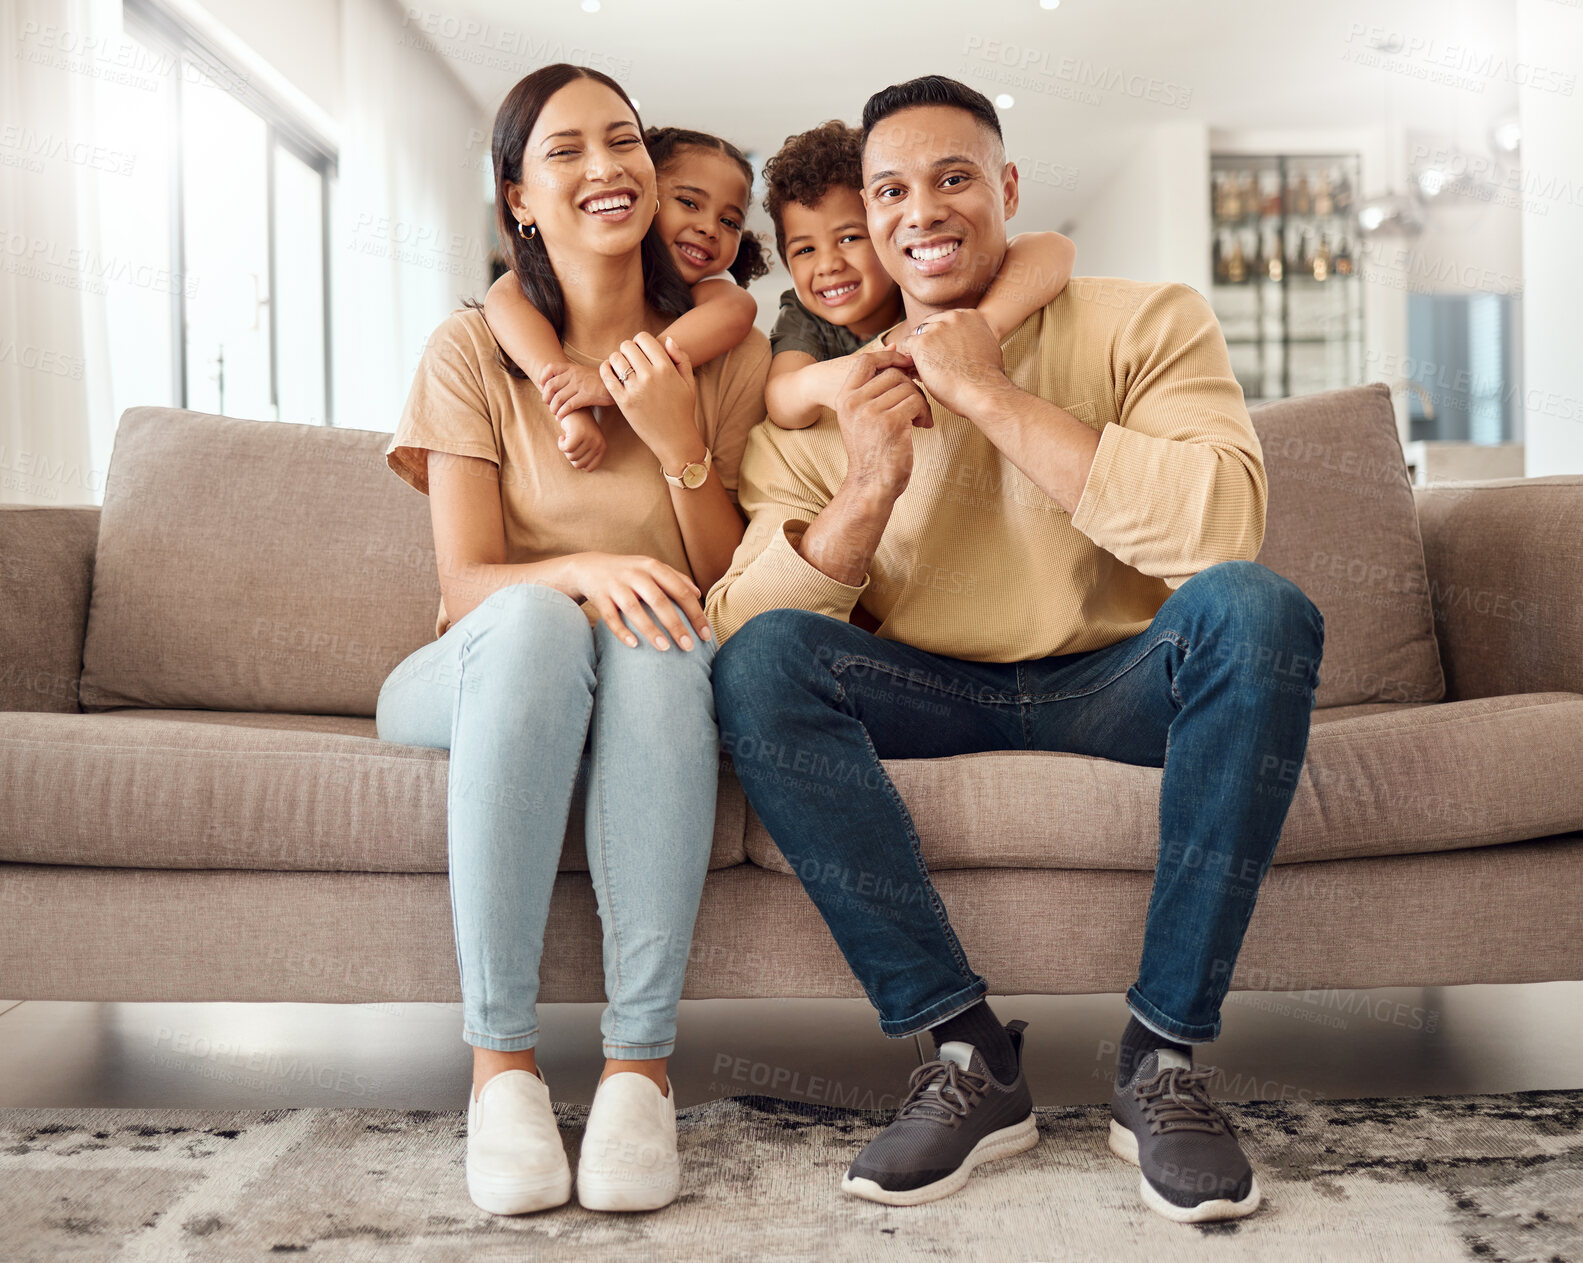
[1265,226,1284,282]
[1227,232,1247,283]
[1212,229,1224,281]
[1334,235,1353,276]
[1291,171,1313,215]
[1314,170,1334,216]
[1312,233,1332,281]
[1260,168,1282,217]
[1333,167,1353,213]
[1295,227,1314,275]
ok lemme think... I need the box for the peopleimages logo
[962,37,1194,109]
[1342,23,1576,96]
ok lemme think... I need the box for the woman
[375,63,770,1216]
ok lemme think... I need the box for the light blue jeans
[374,580,718,1059]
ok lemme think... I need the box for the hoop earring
[517,221,537,240]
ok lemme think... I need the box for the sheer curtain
[2,0,491,505]
[0,0,122,506]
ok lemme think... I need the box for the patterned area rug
[3,1091,1579,1262]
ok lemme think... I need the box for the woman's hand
[538,361,615,421]
[564,552,711,651]
[599,333,701,468]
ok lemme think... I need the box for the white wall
[1517,0,1583,476]
[191,0,342,119]
[329,0,491,432]
[1071,121,1210,294]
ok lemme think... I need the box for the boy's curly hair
[761,121,864,262]
[644,126,772,286]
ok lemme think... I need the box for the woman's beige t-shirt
[387,306,772,639]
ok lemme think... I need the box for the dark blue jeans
[713,560,1324,1044]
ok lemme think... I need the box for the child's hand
[538,362,615,420]
[559,408,605,471]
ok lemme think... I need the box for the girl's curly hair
[761,121,864,262]
[645,126,772,286]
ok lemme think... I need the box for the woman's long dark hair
[643,126,772,287]
[488,64,693,377]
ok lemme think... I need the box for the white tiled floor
[2,982,1579,1111]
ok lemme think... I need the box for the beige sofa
[3,383,1581,1009]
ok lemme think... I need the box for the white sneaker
[576,1072,680,1212]
[465,1069,572,1215]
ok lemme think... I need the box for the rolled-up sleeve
[1070,283,1266,587]
[704,423,868,641]
[385,313,500,496]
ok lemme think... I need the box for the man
[708,75,1323,1223]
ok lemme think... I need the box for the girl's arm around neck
[659,280,758,367]
[483,272,567,384]
[977,231,1077,342]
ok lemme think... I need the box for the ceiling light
[1416,168,1447,199]
[1040,0,1061,8]
[581,0,600,11]
[995,94,1015,109]
[1492,118,1522,153]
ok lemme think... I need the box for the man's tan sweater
[706,277,1267,662]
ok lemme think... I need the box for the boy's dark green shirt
[768,288,865,361]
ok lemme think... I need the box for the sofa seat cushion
[0,709,746,873]
[743,693,1583,874]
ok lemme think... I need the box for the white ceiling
[421,0,1521,236]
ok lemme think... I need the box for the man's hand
[897,309,1012,419]
[834,346,932,507]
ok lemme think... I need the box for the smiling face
[654,147,750,284]
[506,77,656,262]
[781,187,901,340]
[861,104,1019,314]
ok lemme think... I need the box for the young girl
[483,126,770,471]
[758,120,1078,430]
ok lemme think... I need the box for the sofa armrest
[0,506,100,712]
[1415,476,1583,701]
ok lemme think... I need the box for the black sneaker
[1109,1047,1262,1223]
[841,1019,1038,1206]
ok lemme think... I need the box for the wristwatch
[663,446,712,490]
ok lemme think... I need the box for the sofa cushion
[743,693,1583,873]
[0,507,100,712]
[77,408,439,716]
[1251,383,1445,707]
[0,709,747,873]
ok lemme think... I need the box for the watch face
[682,463,707,489]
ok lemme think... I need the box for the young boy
[761,120,1076,429]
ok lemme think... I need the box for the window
[118,0,334,424]
[1405,294,1523,444]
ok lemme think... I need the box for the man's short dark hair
[860,76,1003,153]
